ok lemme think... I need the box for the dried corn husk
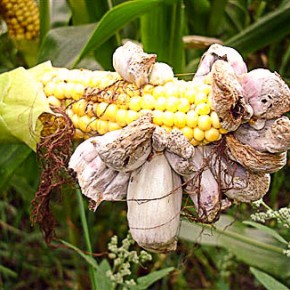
[226,134,287,173]
[224,172,270,202]
[113,41,157,87]
[211,60,252,131]
[193,43,247,83]
[185,168,221,223]
[127,153,182,253]
[233,116,290,153]
[152,126,168,152]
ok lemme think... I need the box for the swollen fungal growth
[34,42,290,252]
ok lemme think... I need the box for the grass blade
[250,267,289,290]
[179,215,290,279]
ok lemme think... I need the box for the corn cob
[0,0,40,40]
[35,66,228,146]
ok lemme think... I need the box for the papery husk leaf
[0,64,52,150]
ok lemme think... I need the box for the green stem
[76,189,99,290]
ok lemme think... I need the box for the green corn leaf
[250,267,289,290]
[37,24,100,69]
[141,1,184,73]
[179,215,290,279]
[225,3,290,54]
[72,0,177,67]
[207,0,228,36]
[67,0,91,25]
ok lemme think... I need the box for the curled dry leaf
[224,171,270,203]
[211,60,252,132]
[234,116,290,153]
[127,153,182,253]
[209,150,270,202]
[225,134,287,174]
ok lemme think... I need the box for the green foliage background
[0,0,290,289]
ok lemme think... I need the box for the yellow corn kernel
[186,111,198,128]
[90,119,99,131]
[164,81,179,97]
[184,88,196,104]
[194,92,208,105]
[126,110,139,124]
[97,120,109,135]
[142,84,154,94]
[53,82,68,100]
[190,138,200,146]
[155,97,167,111]
[44,82,55,96]
[177,98,190,113]
[72,99,87,116]
[210,111,221,129]
[163,111,175,127]
[141,94,155,110]
[193,127,205,142]
[174,112,187,128]
[116,93,130,109]
[198,115,212,131]
[95,102,109,119]
[78,115,93,133]
[74,129,85,139]
[116,109,128,127]
[108,121,122,132]
[219,128,228,134]
[70,114,80,129]
[152,85,165,98]
[199,84,211,95]
[195,103,211,115]
[204,128,220,142]
[129,96,142,111]
[71,83,85,100]
[166,96,179,112]
[47,95,61,107]
[180,127,194,140]
[152,110,164,126]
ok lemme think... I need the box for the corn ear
[0,0,40,40]
[35,65,227,146]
